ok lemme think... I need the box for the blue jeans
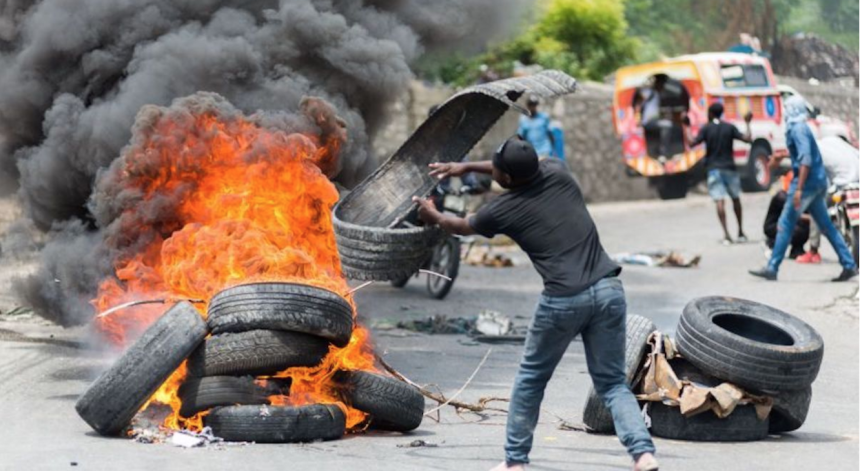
[768,185,857,272]
[505,277,655,464]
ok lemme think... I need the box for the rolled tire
[75,302,207,436]
[770,386,812,434]
[207,283,354,347]
[676,296,824,392]
[341,264,422,282]
[582,314,656,434]
[648,401,769,442]
[335,370,424,432]
[205,404,345,443]
[178,376,288,418]
[187,330,329,377]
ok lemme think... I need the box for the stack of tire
[75,282,425,442]
[583,297,823,441]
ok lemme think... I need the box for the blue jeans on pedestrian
[504,276,655,465]
[768,185,857,272]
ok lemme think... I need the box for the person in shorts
[688,103,752,244]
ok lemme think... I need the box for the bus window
[720,64,769,88]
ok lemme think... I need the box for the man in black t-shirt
[687,103,752,244]
[413,136,658,471]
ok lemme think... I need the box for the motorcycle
[391,183,480,299]
[830,183,860,265]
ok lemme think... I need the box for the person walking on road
[686,102,752,244]
[749,96,858,282]
[518,96,557,160]
[795,135,860,264]
[412,136,659,471]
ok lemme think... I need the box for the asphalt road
[0,193,857,471]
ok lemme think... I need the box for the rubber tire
[205,404,345,443]
[648,401,769,442]
[335,371,425,432]
[187,330,329,377]
[178,376,288,418]
[770,386,812,434]
[655,174,688,200]
[207,283,354,347]
[334,213,442,282]
[741,144,772,193]
[427,238,460,300]
[75,302,207,436]
[582,314,656,434]
[676,297,824,393]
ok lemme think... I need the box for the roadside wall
[372,76,859,203]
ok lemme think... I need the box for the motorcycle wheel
[426,237,461,300]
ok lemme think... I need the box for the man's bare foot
[489,462,525,471]
[633,453,659,471]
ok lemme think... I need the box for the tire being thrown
[207,283,354,347]
[75,302,207,436]
[582,314,656,434]
[205,404,345,443]
[334,370,425,432]
[187,330,329,378]
[676,296,824,392]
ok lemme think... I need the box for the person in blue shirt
[749,96,858,282]
[518,96,557,159]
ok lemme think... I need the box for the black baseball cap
[493,135,539,181]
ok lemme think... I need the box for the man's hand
[744,111,753,124]
[429,162,466,180]
[793,190,802,210]
[413,196,439,224]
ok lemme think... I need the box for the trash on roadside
[611,251,701,268]
[465,248,515,268]
[397,439,439,448]
[396,315,476,334]
[636,333,773,421]
[170,427,223,448]
[475,310,513,336]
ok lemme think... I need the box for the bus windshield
[720,64,770,88]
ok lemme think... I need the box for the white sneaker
[634,453,659,471]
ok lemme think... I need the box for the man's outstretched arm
[412,196,475,236]
[429,161,493,180]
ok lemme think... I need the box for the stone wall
[372,76,859,203]
[776,75,859,138]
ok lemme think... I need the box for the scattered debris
[475,310,512,336]
[170,428,223,448]
[397,439,438,448]
[611,251,701,268]
[396,315,476,335]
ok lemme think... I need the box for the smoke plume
[1,0,521,326]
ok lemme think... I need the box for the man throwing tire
[749,96,858,282]
[412,136,658,471]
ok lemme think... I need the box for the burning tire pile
[583,297,823,441]
[76,282,425,442]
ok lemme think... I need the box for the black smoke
[0,0,521,326]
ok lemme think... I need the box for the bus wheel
[654,174,688,200]
[741,145,772,192]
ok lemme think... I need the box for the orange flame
[93,98,375,433]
